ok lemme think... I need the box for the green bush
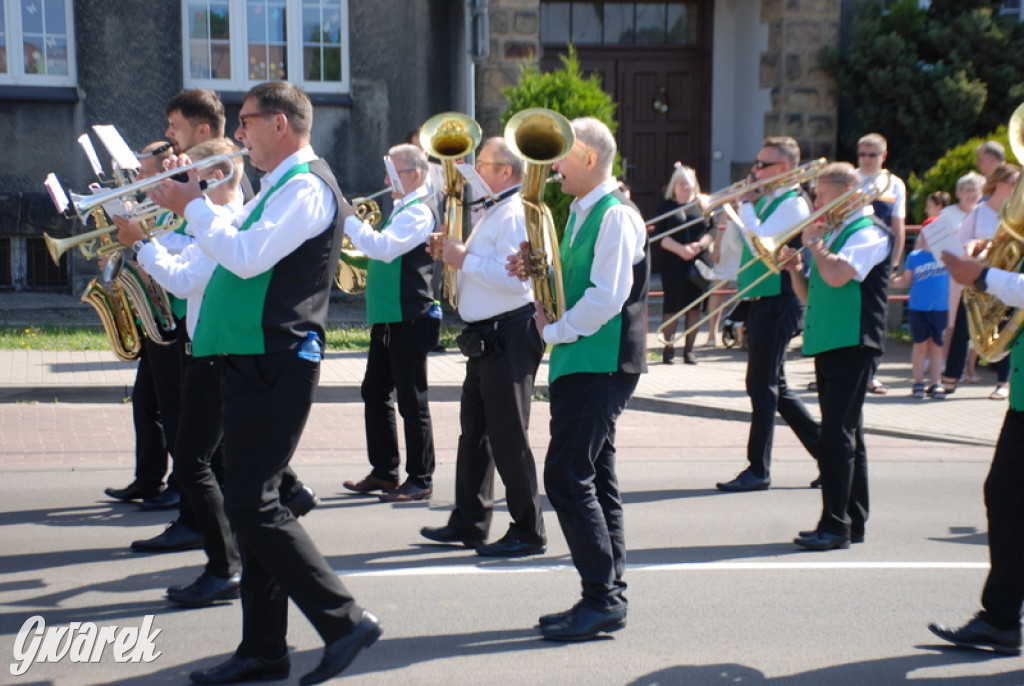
[906,125,1019,223]
[501,46,618,236]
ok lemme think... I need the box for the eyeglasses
[752,159,783,170]
[475,160,508,170]
[238,111,282,130]
[858,151,882,158]
[395,168,418,175]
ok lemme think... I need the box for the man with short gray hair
[977,140,1007,178]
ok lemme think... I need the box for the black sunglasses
[752,159,783,170]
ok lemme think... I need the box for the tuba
[78,210,143,361]
[504,108,575,322]
[963,102,1024,363]
[421,112,483,309]
[112,256,177,345]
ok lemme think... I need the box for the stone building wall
[759,0,841,161]
[474,0,542,137]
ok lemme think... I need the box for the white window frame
[181,0,350,94]
[0,0,77,87]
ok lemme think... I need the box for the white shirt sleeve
[738,193,811,238]
[460,206,531,297]
[833,225,891,282]
[343,204,435,264]
[543,203,645,345]
[136,241,216,300]
[185,173,336,279]
[986,269,1024,309]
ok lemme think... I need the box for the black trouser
[545,372,638,610]
[944,296,1010,383]
[361,318,440,488]
[172,356,239,579]
[221,351,361,660]
[744,295,819,479]
[131,332,186,491]
[448,308,545,543]
[979,408,1024,631]
[814,345,876,538]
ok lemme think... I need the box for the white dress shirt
[544,177,645,345]
[738,184,811,240]
[183,146,336,279]
[456,192,533,323]
[958,203,1000,244]
[825,207,891,282]
[857,168,907,219]
[343,185,435,263]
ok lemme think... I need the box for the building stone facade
[760,0,841,160]
[475,0,542,137]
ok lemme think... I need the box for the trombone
[648,158,827,243]
[656,171,886,346]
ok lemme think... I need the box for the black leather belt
[465,303,535,330]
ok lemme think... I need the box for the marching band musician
[928,248,1024,656]
[340,144,441,503]
[782,161,892,551]
[716,136,820,493]
[148,81,380,686]
[419,136,547,557]
[509,117,648,642]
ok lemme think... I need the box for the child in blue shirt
[891,233,950,398]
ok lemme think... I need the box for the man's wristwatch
[132,239,150,257]
[973,266,990,293]
[807,236,823,246]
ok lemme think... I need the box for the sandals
[928,384,947,400]
[912,383,926,399]
[990,384,1009,400]
[940,378,958,395]
[868,380,889,395]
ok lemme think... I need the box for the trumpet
[66,150,247,221]
[648,158,827,242]
[43,213,182,264]
[656,171,886,346]
[421,112,483,309]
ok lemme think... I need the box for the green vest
[191,163,308,357]
[1010,335,1024,412]
[549,194,625,383]
[365,198,422,325]
[802,216,875,356]
[737,191,799,298]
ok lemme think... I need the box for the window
[183,0,349,94]
[1000,0,1022,18]
[0,0,76,86]
[540,1,700,46]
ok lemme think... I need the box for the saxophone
[79,212,143,361]
[963,102,1024,363]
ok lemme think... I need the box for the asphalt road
[1,399,1021,685]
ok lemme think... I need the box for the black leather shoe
[716,469,770,492]
[538,601,583,627]
[131,521,203,553]
[343,474,399,494]
[929,616,1022,655]
[283,485,320,517]
[139,486,181,510]
[799,529,864,544]
[105,481,161,502]
[809,477,822,488]
[420,525,483,549]
[477,532,546,558]
[794,530,850,550]
[167,571,241,608]
[300,610,382,685]
[540,603,627,642]
[190,652,290,684]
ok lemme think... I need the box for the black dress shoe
[716,469,770,492]
[105,481,160,502]
[540,603,627,642]
[476,532,546,558]
[283,485,320,517]
[928,616,1022,655]
[538,601,583,627]
[343,474,399,494]
[809,477,822,488]
[190,652,290,684]
[131,521,204,553]
[300,610,381,685]
[799,529,864,544]
[167,571,241,608]
[139,486,181,510]
[794,530,850,550]
[420,525,483,549]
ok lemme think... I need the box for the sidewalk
[0,290,1005,446]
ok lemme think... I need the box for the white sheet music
[44,173,69,214]
[91,125,140,171]
[77,134,105,178]
[384,156,404,196]
[921,215,964,259]
[456,163,498,202]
